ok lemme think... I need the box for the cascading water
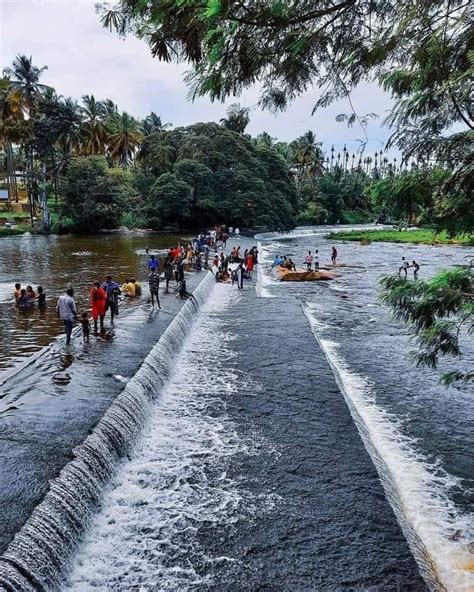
[256,227,474,592]
[0,272,216,592]
[62,285,259,591]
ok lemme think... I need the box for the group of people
[304,247,338,271]
[14,224,252,346]
[211,245,258,288]
[271,246,338,272]
[399,257,420,279]
[14,283,46,310]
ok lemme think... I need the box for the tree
[3,55,52,221]
[3,54,50,117]
[80,95,108,155]
[380,266,473,385]
[138,122,297,230]
[220,103,250,134]
[99,1,472,234]
[142,112,171,136]
[289,130,324,184]
[108,111,143,167]
[147,172,192,228]
[61,156,134,231]
[368,167,452,226]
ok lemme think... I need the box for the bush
[120,211,148,228]
[296,202,328,225]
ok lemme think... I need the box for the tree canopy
[99,1,473,235]
[139,122,297,230]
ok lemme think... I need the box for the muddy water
[0,232,188,372]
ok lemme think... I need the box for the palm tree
[142,111,171,136]
[2,55,51,221]
[220,103,250,134]
[255,131,275,148]
[80,94,108,155]
[291,131,324,182]
[108,111,143,167]
[3,54,51,117]
[0,76,25,202]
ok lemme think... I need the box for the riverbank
[0,225,29,237]
[327,228,474,246]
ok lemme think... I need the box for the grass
[0,225,29,237]
[327,228,474,246]
[0,210,31,220]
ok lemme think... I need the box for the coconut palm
[290,131,324,183]
[108,111,143,166]
[2,56,51,219]
[80,94,108,155]
[3,54,51,117]
[142,111,171,136]
[220,103,250,134]
[0,76,25,201]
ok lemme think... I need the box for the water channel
[0,228,472,591]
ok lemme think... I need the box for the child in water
[80,312,91,342]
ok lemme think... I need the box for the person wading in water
[56,288,78,345]
[148,270,161,308]
[90,281,107,333]
[102,276,121,321]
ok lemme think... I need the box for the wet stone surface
[193,287,426,590]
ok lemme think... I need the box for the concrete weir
[0,249,426,590]
[0,272,216,591]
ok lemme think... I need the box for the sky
[1,0,396,156]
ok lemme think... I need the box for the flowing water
[256,227,474,590]
[0,228,472,591]
[0,232,189,373]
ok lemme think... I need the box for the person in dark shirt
[37,286,46,309]
[80,312,91,342]
[148,271,161,308]
[412,260,420,279]
[102,276,121,321]
[17,288,31,309]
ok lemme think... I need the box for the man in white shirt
[56,288,78,345]
[314,249,320,271]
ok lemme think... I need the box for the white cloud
[1,0,395,154]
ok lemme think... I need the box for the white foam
[255,242,278,298]
[0,283,15,303]
[303,306,474,592]
[64,285,262,591]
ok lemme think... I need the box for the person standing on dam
[102,276,121,321]
[148,270,161,308]
[56,288,78,346]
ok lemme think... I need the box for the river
[0,232,188,373]
[0,228,472,591]
[256,226,473,590]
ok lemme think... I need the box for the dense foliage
[60,156,137,232]
[99,0,473,237]
[380,267,473,385]
[139,123,297,230]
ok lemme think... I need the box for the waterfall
[0,272,216,592]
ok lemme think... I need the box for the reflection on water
[0,232,190,373]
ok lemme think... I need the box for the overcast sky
[1,0,396,156]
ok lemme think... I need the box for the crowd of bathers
[12,225,255,347]
[14,283,46,309]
